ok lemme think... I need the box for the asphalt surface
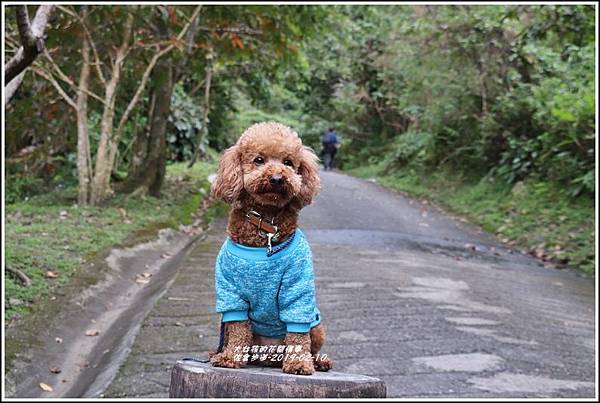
[105,170,596,398]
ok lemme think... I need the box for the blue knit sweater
[214,229,321,338]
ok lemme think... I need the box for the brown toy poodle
[208,122,332,375]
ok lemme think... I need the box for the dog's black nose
[269,175,284,187]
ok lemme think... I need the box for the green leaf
[550,107,576,122]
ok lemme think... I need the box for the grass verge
[348,163,595,276]
[4,160,218,322]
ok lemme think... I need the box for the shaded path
[105,170,595,398]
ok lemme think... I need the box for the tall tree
[31,5,202,204]
[121,8,174,196]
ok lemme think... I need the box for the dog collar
[245,209,281,254]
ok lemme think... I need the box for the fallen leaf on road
[85,329,100,337]
[532,248,546,259]
[49,366,61,374]
[39,383,53,392]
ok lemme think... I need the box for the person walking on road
[321,127,340,171]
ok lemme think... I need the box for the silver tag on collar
[266,232,275,254]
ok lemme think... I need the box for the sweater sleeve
[278,246,317,333]
[215,251,249,321]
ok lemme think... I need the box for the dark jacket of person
[322,130,339,154]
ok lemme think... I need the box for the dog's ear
[211,145,243,204]
[292,146,321,209]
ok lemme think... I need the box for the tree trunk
[188,50,213,168]
[4,5,55,85]
[87,7,200,204]
[89,14,133,205]
[76,34,92,205]
[169,360,387,398]
[106,6,202,189]
[121,13,173,197]
[90,73,119,204]
[122,61,173,196]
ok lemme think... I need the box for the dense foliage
[288,5,595,198]
[5,5,325,201]
[7,5,594,199]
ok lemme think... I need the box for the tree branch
[31,66,77,109]
[188,49,213,168]
[16,6,37,48]
[197,25,262,36]
[113,6,203,142]
[115,13,135,67]
[86,27,106,84]
[5,71,26,104]
[41,49,106,106]
[174,7,201,82]
[58,5,107,84]
[6,266,32,287]
[188,78,206,97]
[5,5,55,83]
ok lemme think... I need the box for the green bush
[293,5,595,200]
[167,84,204,162]
[5,175,46,204]
[385,131,434,170]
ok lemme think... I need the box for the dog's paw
[209,351,245,369]
[282,357,315,375]
[313,355,333,372]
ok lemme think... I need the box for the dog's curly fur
[209,122,332,375]
[211,122,321,246]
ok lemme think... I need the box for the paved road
[105,170,596,398]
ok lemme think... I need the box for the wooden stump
[170,359,387,398]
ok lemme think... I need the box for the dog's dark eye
[283,159,294,168]
[254,156,265,165]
